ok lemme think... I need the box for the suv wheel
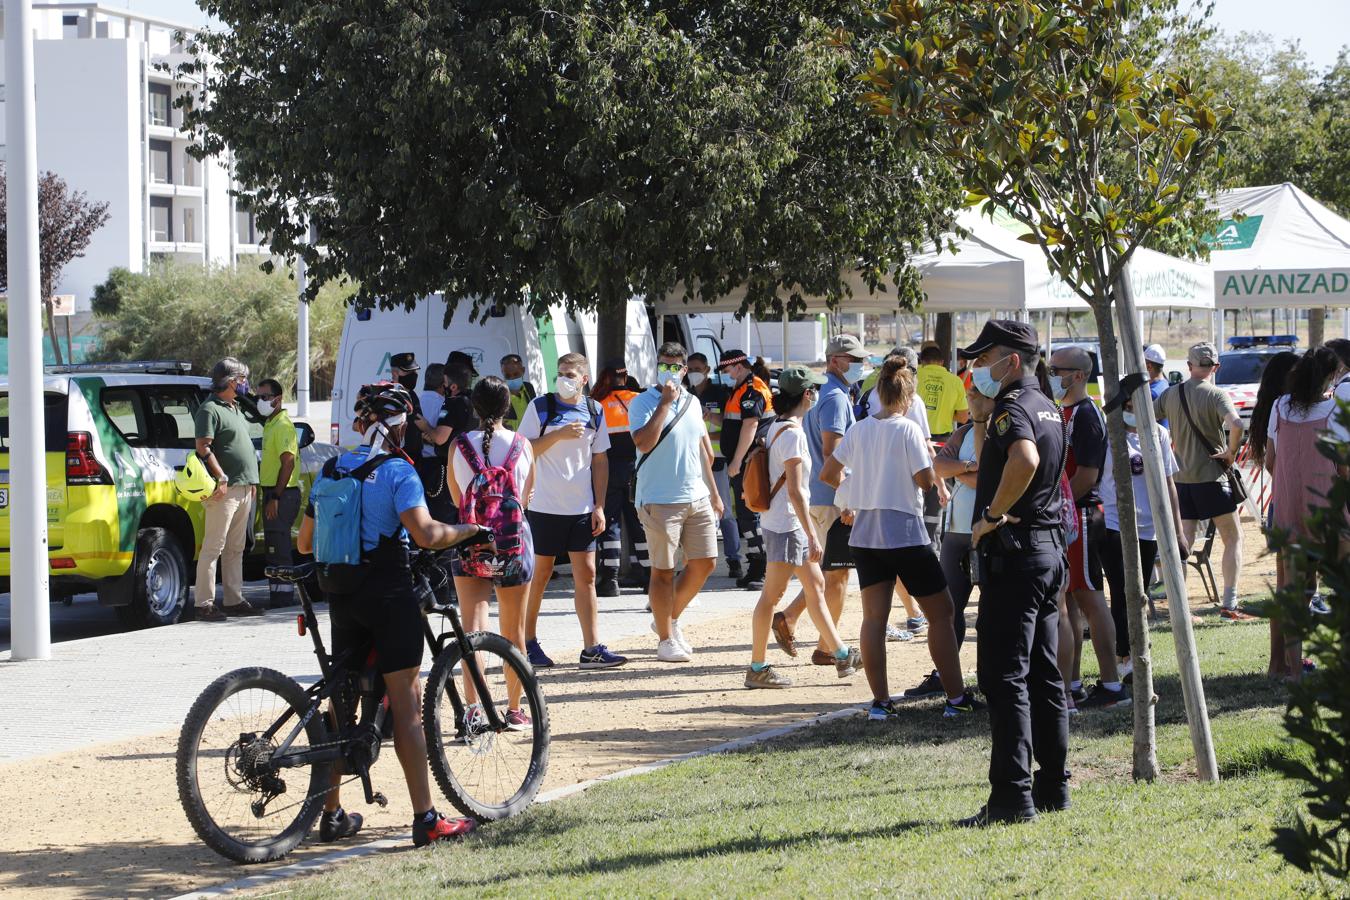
[124,527,190,627]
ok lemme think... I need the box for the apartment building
[0,3,264,312]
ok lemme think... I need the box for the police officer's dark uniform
[390,352,424,458]
[961,320,1070,825]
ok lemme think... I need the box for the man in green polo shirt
[257,378,301,608]
[193,357,263,621]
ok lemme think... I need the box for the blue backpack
[310,452,395,592]
[537,393,603,432]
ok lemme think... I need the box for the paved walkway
[0,574,761,763]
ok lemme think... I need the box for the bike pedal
[372,792,388,808]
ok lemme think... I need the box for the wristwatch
[983,510,1004,524]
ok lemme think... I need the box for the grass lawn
[285,618,1319,898]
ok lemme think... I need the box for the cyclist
[297,381,490,848]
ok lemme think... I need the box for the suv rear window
[0,391,69,450]
[1216,353,1272,386]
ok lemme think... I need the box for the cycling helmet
[353,381,415,420]
[174,453,217,502]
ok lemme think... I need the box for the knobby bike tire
[176,667,331,864]
[423,631,550,821]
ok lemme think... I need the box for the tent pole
[782,308,790,367]
[742,312,752,358]
[1043,310,1052,355]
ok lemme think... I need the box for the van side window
[140,387,204,449]
[100,388,151,447]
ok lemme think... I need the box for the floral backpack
[454,432,527,579]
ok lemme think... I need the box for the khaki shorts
[808,505,841,548]
[638,497,719,570]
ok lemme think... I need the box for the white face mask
[845,362,868,384]
[687,371,707,387]
[255,399,276,417]
[555,375,583,400]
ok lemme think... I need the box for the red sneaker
[413,812,477,847]
[1219,607,1256,622]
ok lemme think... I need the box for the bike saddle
[265,562,315,584]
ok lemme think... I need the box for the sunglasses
[657,362,684,373]
[1048,366,1083,376]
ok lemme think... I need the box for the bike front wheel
[176,667,331,863]
[423,632,549,821]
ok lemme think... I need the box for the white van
[332,296,669,446]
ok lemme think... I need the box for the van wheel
[125,528,190,627]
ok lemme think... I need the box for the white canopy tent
[1210,183,1350,311]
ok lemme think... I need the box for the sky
[128,0,1347,70]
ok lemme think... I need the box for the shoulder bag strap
[351,452,396,481]
[765,422,800,503]
[1176,383,1222,458]
[634,395,692,477]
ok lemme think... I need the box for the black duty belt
[982,524,1063,555]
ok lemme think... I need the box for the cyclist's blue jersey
[331,445,427,551]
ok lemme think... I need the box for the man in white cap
[1155,342,1250,620]
[1143,344,1169,428]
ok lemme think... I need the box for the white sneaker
[657,639,691,662]
[670,619,694,656]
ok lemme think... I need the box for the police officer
[594,360,646,595]
[959,320,1070,827]
[391,351,424,458]
[717,348,773,590]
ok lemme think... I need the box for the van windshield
[0,392,69,450]
[1216,354,1270,386]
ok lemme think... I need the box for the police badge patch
[994,412,1011,436]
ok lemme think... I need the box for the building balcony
[147,122,179,141]
[147,181,204,198]
[148,240,205,257]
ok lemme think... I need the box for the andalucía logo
[1207,215,1262,251]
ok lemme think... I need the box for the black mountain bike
[176,551,549,863]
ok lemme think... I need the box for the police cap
[959,320,1039,360]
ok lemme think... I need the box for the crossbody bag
[1176,383,1248,504]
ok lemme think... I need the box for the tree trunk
[1112,269,1220,783]
[1085,296,1158,782]
[935,312,954,366]
[596,284,629,375]
[1307,307,1325,347]
[43,298,64,367]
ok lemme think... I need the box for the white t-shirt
[517,395,611,515]
[831,413,930,516]
[761,420,810,534]
[867,391,932,441]
[1100,424,1179,541]
[1268,394,1340,449]
[451,429,534,504]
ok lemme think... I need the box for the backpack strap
[588,398,603,432]
[455,432,486,475]
[544,392,557,428]
[501,433,526,495]
[350,452,396,481]
[765,422,799,504]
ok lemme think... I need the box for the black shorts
[527,510,596,557]
[328,579,424,675]
[851,544,948,596]
[821,518,855,571]
[1176,480,1237,521]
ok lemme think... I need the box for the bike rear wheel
[176,667,331,863]
[423,632,549,821]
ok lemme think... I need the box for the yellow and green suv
[0,362,339,627]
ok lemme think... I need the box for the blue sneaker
[1309,594,1331,615]
[943,691,987,718]
[906,616,927,634]
[579,644,628,670]
[868,699,900,722]
[527,638,554,669]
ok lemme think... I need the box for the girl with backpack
[743,366,861,689]
[448,376,537,728]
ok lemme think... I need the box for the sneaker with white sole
[834,647,861,678]
[906,616,927,634]
[885,624,915,642]
[650,619,694,656]
[744,665,792,689]
[657,639,691,662]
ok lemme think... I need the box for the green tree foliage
[1267,415,1350,888]
[859,0,1234,782]
[89,261,352,398]
[175,0,958,355]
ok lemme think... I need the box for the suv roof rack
[1226,335,1297,350]
[45,360,194,375]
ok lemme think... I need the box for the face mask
[397,373,419,391]
[1051,378,1069,402]
[555,375,582,400]
[711,372,731,387]
[657,370,682,388]
[1122,411,1138,429]
[845,362,868,384]
[687,371,707,387]
[235,379,249,397]
[255,399,276,417]
[970,355,1010,399]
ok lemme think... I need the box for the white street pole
[6,0,52,660]
[781,309,789,367]
[295,251,310,419]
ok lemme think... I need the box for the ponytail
[875,357,915,411]
[469,375,512,461]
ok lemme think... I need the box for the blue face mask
[657,370,681,387]
[711,373,731,387]
[505,376,524,391]
[1051,378,1069,402]
[1122,411,1138,429]
[845,362,868,384]
[970,356,1009,399]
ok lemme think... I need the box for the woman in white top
[821,358,977,721]
[448,376,536,726]
[1263,346,1342,681]
[1098,393,1184,679]
[746,367,860,689]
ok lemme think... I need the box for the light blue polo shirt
[804,372,854,507]
[628,387,710,506]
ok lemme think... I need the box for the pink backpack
[454,432,528,580]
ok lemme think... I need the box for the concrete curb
[170,703,866,898]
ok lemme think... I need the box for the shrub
[1268,404,1350,889]
[89,260,353,399]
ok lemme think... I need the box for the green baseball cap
[778,365,827,395]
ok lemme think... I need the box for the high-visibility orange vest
[601,390,639,433]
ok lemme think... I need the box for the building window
[182,207,196,243]
[150,197,173,242]
[148,83,171,128]
[149,139,171,184]
[234,209,256,245]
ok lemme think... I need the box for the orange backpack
[742,423,798,513]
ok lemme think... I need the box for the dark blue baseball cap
[959,319,1040,359]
